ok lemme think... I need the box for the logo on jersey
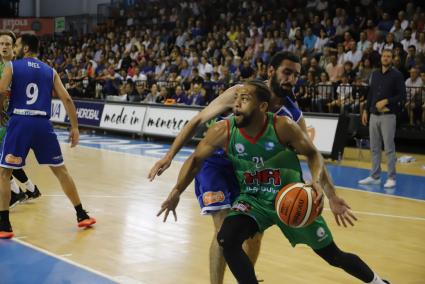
[265,141,275,151]
[243,169,281,186]
[235,143,245,154]
[231,201,252,213]
[203,191,225,206]
[5,154,22,165]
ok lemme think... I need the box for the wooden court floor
[8,145,425,284]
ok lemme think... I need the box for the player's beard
[234,111,254,128]
[15,48,24,59]
[271,73,292,98]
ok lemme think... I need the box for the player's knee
[50,165,69,180]
[217,225,242,250]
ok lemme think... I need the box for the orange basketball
[275,182,320,228]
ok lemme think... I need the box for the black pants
[217,214,375,284]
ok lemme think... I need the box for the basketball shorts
[0,115,64,169]
[227,194,333,250]
[195,156,240,215]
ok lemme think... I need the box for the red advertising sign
[0,18,54,36]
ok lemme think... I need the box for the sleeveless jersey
[226,112,303,206]
[0,61,5,77]
[275,96,302,122]
[9,58,54,118]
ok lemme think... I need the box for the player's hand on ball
[309,181,324,214]
[329,195,357,227]
[157,188,180,222]
[148,156,172,181]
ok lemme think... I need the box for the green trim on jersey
[0,61,5,78]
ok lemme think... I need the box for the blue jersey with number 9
[9,58,54,118]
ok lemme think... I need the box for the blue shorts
[0,115,64,169]
[194,155,240,215]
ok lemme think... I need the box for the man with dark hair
[149,51,357,284]
[359,49,406,188]
[158,80,390,284]
[0,30,41,207]
[0,34,96,239]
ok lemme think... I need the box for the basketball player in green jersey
[0,30,41,206]
[158,81,390,284]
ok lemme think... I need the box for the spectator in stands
[382,33,396,51]
[326,53,344,83]
[421,69,425,126]
[417,31,425,54]
[377,12,393,34]
[404,45,422,71]
[356,58,374,83]
[329,73,353,113]
[336,43,346,65]
[401,28,418,52]
[344,41,363,69]
[360,49,406,188]
[352,77,368,114]
[314,28,329,55]
[390,19,404,43]
[172,85,187,104]
[315,71,333,112]
[343,61,356,83]
[357,31,371,53]
[404,67,423,125]
[393,55,408,79]
[303,27,317,54]
[318,46,332,70]
[144,83,160,103]
[189,68,204,85]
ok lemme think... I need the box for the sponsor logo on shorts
[316,226,328,242]
[231,201,252,213]
[5,154,22,165]
[203,191,225,206]
[52,155,63,160]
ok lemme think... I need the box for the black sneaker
[0,220,13,239]
[10,189,27,208]
[25,185,42,200]
[77,210,96,228]
[383,280,390,284]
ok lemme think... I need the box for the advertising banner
[142,107,199,137]
[0,18,54,36]
[100,104,146,133]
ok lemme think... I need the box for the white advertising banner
[304,116,339,154]
[50,99,66,123]
[100,104,146,133]
[143,107,199,137]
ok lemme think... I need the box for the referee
[359,49,406,188]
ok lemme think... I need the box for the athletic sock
[74,204,84,214]
[10,178,20,194]
[24,180,35,192]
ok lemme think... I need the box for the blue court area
[0,239,117,284]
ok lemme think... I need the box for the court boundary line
[12,238,118,283]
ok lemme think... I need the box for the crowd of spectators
[38,0,425,127]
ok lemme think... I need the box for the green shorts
[228,194,333,250]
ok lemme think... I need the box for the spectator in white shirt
[357,31,371,53]
[405,67,424,125]
[344,40,362,69]
[401,28,418,52]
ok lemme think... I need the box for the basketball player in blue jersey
[0,34,96,239]
[150,52,356,284]
[0,30,42,208]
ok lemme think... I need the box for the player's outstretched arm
[280,117,357,226]
[276,116,325,211]
[148,84,242,181]
[53,70,79,147]
[157,120,228,222]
